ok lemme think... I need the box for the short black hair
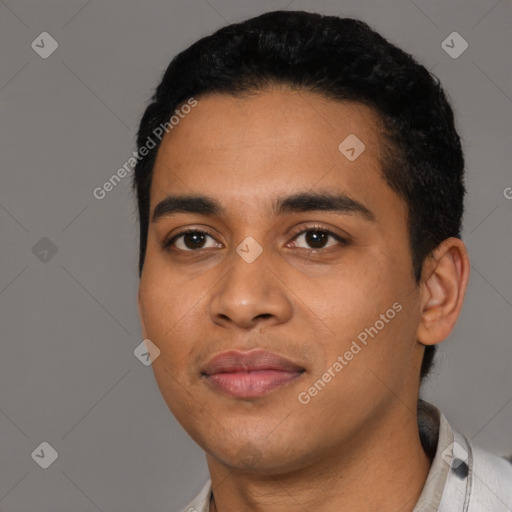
[133,10,465,382]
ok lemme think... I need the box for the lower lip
[204,370,303,398]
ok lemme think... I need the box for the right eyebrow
[152,195,220,223]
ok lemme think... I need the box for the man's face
[138,89,425,472]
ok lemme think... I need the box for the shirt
[178,400,512,512]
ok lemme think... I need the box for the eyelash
[162,224,349,254]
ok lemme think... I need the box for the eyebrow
[151,191,376,223]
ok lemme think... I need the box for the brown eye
[304,230,330,249]
[164,230,221,252]
[291,228,347,250]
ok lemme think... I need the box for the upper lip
[202,349,305,375]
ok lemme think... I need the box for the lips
[201,349,305,398]
[202,349,305,375]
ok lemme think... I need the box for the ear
[416,237,470,346]
[137,288,149,340]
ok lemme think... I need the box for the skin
[137,88,470,512]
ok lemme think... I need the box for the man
[133,10,512,512]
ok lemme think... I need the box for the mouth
[201,349,306,399]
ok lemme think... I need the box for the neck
[207,403,431,512]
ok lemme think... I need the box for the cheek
[138,271,203,366]
[138,277,205,422]
[306,256,416,372]
[309,264,393,334]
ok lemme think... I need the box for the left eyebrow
[151,190,376,223]
[273,191,376,221]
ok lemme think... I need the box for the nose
[208,247,293,330]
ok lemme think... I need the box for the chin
[203,435,314,475]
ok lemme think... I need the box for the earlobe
[416,238,470,347]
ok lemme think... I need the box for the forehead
[149,90,402,222]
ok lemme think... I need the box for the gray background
[0,0,511,510]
